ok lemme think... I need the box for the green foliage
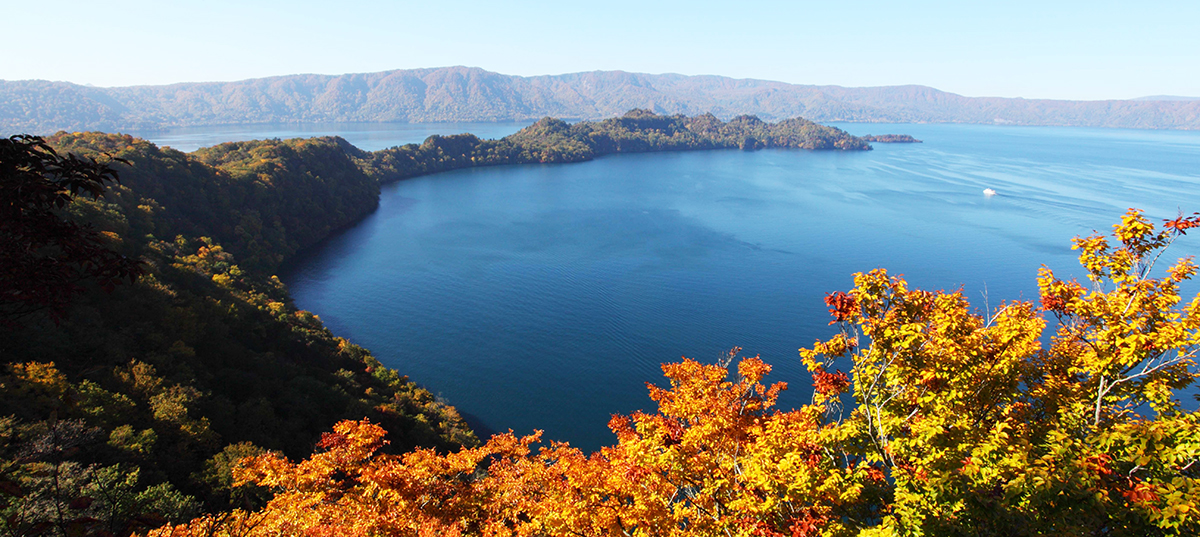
[0,132,472,535]
[354,110,870,183]
[47,133,380,274]
[155,211,1200,537]
[0,111,866,535]
[0,135,142,325]
[0,417,199,537]
[195,442,274,510]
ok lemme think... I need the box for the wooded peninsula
[7,109,1196,536]
[0,111,869,534]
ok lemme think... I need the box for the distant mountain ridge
[1133,95,1200,102]
[4,66,1200,133]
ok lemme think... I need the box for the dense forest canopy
[0,134,460,536]
[7,111,1195,536]
[352,109,869,183]
[0,135,142,325]
[0,111,870,535]
[153,210,1200,537]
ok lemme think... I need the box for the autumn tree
[800,208,1200,535]
[0,134,142,325]
[151,209,1200,537]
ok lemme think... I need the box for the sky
[3,0,1197,101]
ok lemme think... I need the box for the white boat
[983,188,997,196]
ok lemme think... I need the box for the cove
[282,123,1200,451]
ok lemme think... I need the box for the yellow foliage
[151,210,1200,536]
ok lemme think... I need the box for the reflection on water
[276,123,1200,451]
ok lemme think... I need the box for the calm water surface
[136,121,533,152]
[277,123,1200,451]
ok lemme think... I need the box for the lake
[151,122,1200,451]
[134,121,533,152]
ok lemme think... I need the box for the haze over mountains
[3,66,1199,134]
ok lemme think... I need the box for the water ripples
[284,123,1200,450]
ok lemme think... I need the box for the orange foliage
[151,210,1200,536]
[152,354,879,537]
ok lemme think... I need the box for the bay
[269,123,1200,452]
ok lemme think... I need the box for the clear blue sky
[5,0,1197,100]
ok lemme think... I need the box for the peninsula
[346,109,870,184]
[0,109,876,533]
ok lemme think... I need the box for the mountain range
[3,66,1199,133]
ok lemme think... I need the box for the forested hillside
[0,111,868,535]
[0,134,469,536]
[4,66,1199,133]
[352,110,868,182]
[48,133,380,273]
[3,111,1197,537]
[151,210,1200,537]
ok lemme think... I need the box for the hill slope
[0,111,866,535]
[4,67,1200,133]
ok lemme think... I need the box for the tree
[150,209,1200,537]
[0,134,142,326]
[805,208,1200,535]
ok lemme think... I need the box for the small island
[861,134,923,143]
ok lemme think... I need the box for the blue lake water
[192,122,1200,452]
[136,121,533,152]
